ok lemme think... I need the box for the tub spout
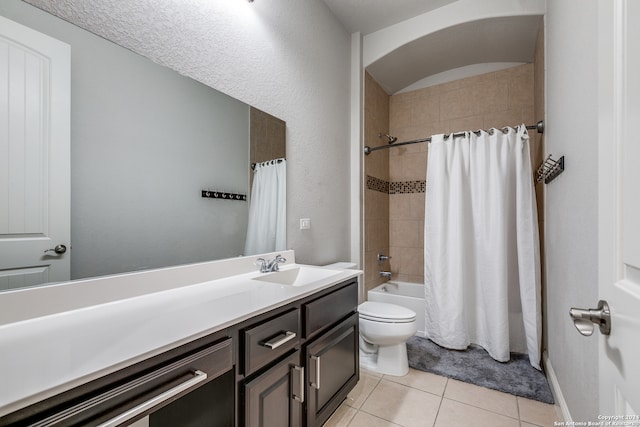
[379,271,392,278]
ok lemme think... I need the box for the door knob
[44,244,67,255]
[569,300,611,336]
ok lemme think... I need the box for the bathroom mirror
[0,2,286,287]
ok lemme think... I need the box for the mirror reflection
[0,5,285,290]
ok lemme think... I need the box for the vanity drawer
[303,280,358,338]
[243,308,300,376]
[0,336,234,426]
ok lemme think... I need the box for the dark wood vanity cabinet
[0,278,359,427]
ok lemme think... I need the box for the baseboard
[543,351,572,422]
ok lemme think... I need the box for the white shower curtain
[244,159,286,256]
[424,126,542,369]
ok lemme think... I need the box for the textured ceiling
[24,0,542,97]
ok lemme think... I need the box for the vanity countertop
[0,251,361,417]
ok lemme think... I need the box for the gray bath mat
[406,336,554,404]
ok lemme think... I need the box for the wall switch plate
[300,218,311,230]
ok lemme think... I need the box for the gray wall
[545,0,599,420]
[0,1,250,279]
[10,0,353,269]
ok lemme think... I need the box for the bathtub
[367,281,426,338]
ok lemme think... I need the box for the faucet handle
[271,254,287,271]
[255,257,268,273]
[377,252,392,264]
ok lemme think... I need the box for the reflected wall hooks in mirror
[202,190,247,201]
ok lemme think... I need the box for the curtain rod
[364,120,544,155]
[251,158,285,170]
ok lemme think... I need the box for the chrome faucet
[380,271,392,278]
[256,254,287,273]
[377,252,392,264]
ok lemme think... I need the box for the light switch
[300,218,311,230]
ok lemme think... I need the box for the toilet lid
[358,301,416,322]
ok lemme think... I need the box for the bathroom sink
[253,267,343,286]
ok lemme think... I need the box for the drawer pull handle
[291,365,305,403]
[97,369,208,427]
[310,355,321,390]
[262,331,297,349]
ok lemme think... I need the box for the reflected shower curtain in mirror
[424,126,542,369]
[244,159,286,256]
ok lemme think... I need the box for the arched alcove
[362,0,544,94]
[367,15,542,94]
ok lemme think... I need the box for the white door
[597,0,640,418]
[0,17,70,290]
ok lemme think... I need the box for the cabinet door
[244,350,304,427]
[305,313,359,427]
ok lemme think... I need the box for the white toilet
[358,301,417,376]
[322,262,417,377]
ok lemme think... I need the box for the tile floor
[324,368,562,427]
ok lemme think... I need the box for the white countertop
[0,252,361,417]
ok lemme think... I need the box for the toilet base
[359,342,409,377]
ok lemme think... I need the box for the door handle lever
[44,244,67,255]
[569,300,611,336]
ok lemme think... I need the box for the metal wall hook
[536,155,565,184]
[201,190,246,201]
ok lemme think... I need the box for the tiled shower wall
[364,30,544,289]
[363,72,390,293]
[250,107,286,166]
[388,63,540,282]
[249,107,286,189]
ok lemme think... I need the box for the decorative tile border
[390,180,426,194]
[366,175,389,193]
[366,175,425,194]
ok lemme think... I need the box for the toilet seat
[358,301,416,323]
